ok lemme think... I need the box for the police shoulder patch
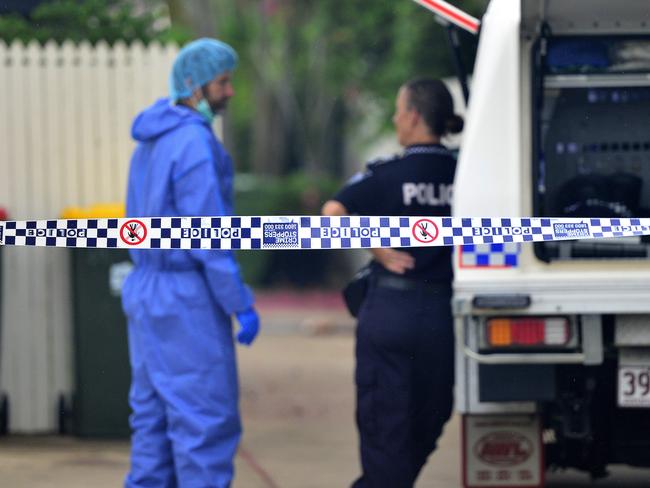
[345,170,372,186]
[365,153,400,170]
[344,154,401,187]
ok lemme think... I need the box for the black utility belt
[375,275,450,293]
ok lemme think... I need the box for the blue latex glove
[235,307,260,346]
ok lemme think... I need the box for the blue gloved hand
[235,307,260,346]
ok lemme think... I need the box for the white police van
[451,0,650,485]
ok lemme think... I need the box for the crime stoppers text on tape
[1,216,650,250]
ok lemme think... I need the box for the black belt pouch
[342,266,372,318]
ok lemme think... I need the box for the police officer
[322,78,462,488]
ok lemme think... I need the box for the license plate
[618,366,650,407]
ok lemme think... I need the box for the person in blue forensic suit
[121,38,260,488]
[322,79,463,488]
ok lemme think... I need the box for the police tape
[0,215,649,250]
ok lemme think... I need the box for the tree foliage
[1,0,488,177]
[0,0,191,45]
[214,0,487,176]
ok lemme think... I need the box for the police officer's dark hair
[403,78,464,136]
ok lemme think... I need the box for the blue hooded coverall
[121,97,253,488]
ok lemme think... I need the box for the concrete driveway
[0,292,648,487]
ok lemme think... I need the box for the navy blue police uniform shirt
[334,143,456,283]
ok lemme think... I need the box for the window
[534,37,650,260]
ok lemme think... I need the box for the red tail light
[486,317,570,348]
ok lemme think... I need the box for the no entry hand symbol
[412,218,439,243]
[120,219,148,246]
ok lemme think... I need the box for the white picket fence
[0,40,178,432]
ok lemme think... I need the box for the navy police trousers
[351,277,454,488]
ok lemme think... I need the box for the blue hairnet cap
[169,38,238,101]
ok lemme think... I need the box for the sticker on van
[459,243,520,268]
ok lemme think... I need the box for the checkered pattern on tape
[3,218,121,248]
[442,217,650,248]
[146,216,413,250]
[439,217,556,246]
[298,216,412,249]
[587,218,649,238]
[147,216,257,250]
[4,216,650,250]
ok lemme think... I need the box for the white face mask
[196,98,215,123]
